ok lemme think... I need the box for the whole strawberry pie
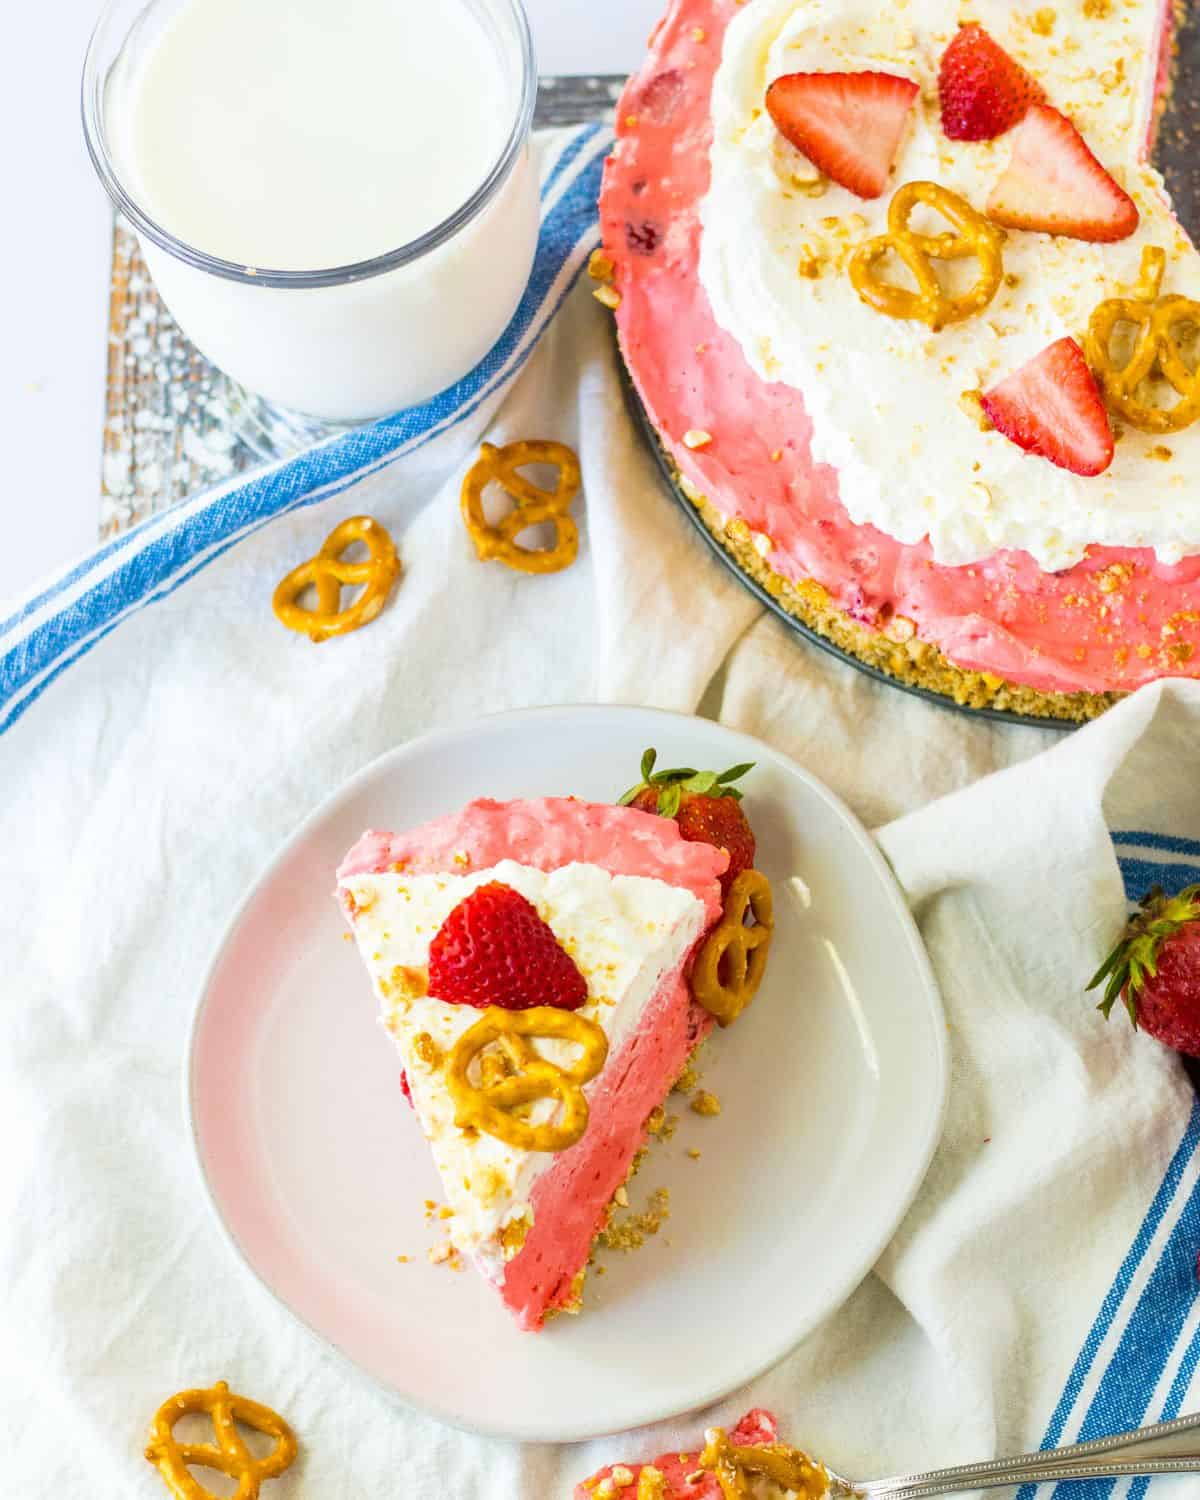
[598,0,1200,721]
[337,773,774,1331]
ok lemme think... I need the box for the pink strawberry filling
[575,1408,781,1498]
[340,797,727,1330]
[599,0,1198,697]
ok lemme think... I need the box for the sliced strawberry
[986,105,1138,242]
[981,338,1114,476]
[428,881,588,1011]
[938,23,1043,140]
[765,71,919,200]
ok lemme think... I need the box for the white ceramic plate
[188,705,946,1443]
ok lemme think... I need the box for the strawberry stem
[618,747,755,810]
[1087,884,1200,1028]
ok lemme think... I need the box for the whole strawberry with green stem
[1088,885,1200,1057]
[619,748,756,898]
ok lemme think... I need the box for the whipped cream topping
[699,0,1196,571]
[341,859,705,1282]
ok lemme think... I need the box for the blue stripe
[1015,1097,1200,1500]
[1118,858,1200,902]
[1114,832,1200,860]
[0,130,609,735]
[1016,830,1200,1496]
[0,520,151,639]
[1043,1155,1200,1500]
[1124,1315,1200,1500]
[540,120,606,201]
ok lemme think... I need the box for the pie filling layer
[339,798,727,1328]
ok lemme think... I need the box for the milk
[96,0,538,421]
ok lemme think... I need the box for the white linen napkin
[4,126,1200,1497]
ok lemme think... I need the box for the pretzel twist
[447,1006,609,1151]
[698,1426,828,1500]
[848,181,1005,332]
[145,1381,297,1500]
[1085,245,1200,434]
[691,870,774,1028]
[272,515,400,641]
[460,439,581,574]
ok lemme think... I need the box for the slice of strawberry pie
[337,762,772,1331]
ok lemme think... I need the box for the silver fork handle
[857,1409,1200,1499]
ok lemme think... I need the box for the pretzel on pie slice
[692,870,774,1028]
[447,1005,608,1151]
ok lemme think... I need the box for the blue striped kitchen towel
[869,681,1200,1496]
[0,122,611,738]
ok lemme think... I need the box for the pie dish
[598,0,1199,721]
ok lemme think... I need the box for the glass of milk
[82,0,539,426]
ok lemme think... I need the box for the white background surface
[0,1,653,607]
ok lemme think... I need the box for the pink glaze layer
[599,0,1199,696]
[339,797,727,1330]
[575,1409,779,1498]
[338,797,727,922]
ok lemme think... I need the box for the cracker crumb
[691,1090,722,1117]
[594,284,621,310]
[428,1242,460,1268]
[598,1188,671,1252]
[1097,562,1132,594]
[797,249,822,279]
[614,1185,630,1207]
[673,1063,700,1095]
[958,389,991,430]
[500,1216,529,1260]
[412,1030,440,1067]
[1030,6,1056,33]
[683,429,713,450]
[687,1148,702,1160]
[612,1467,636,1489]
[588,249,615,282]
[396,1255,411,1264]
